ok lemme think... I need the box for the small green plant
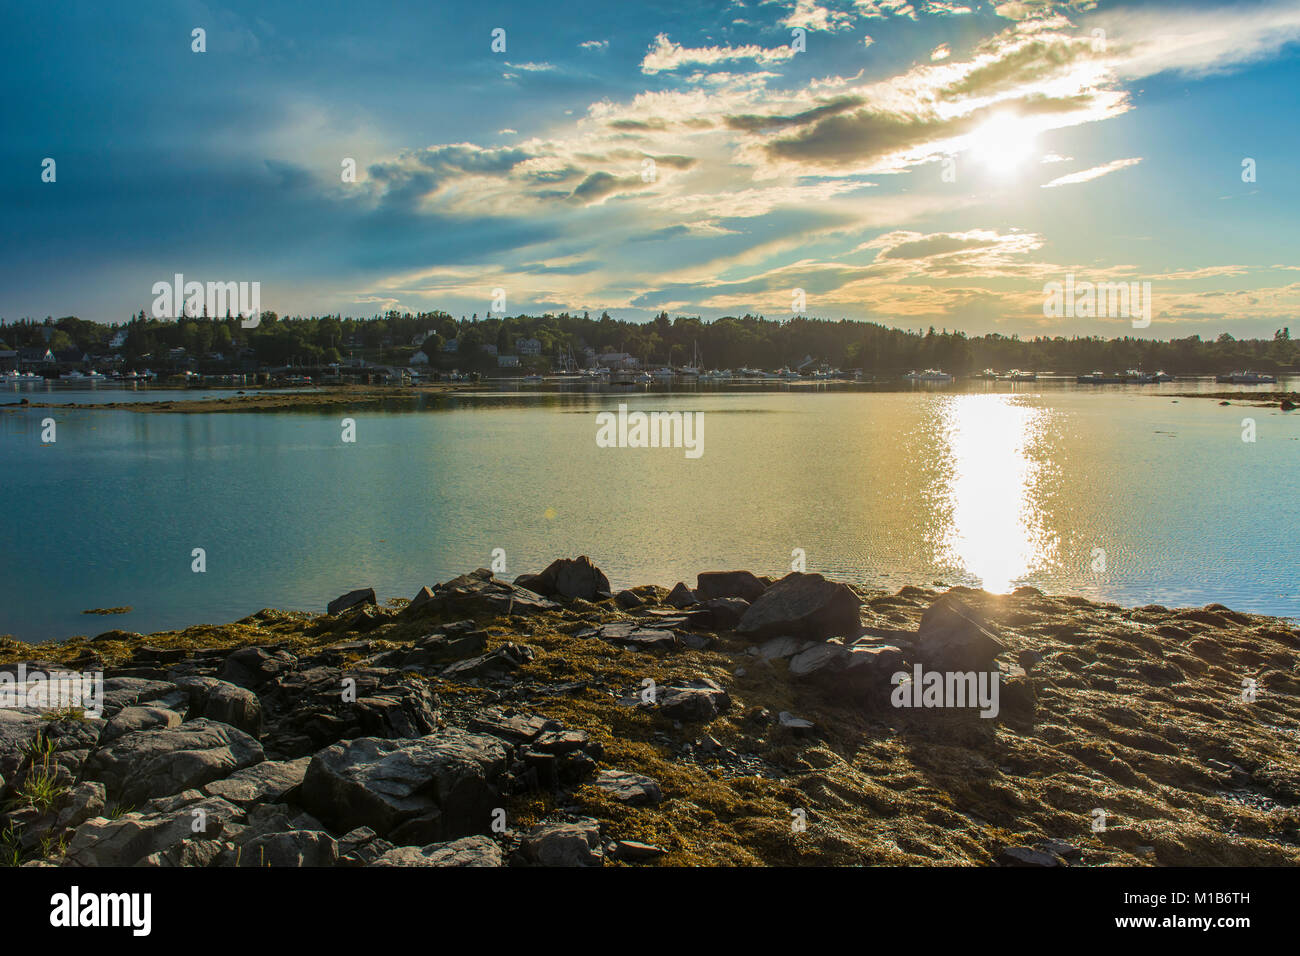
[0,823,21,867]
[41,706,86,722]
[107,803,133,820]
[10,734,68,815]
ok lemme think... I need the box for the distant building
[54,348,89,366]
[497,354,520,368]
[442,338,458,352]
[598,352,638,369]
[482,343,498,356]
[516,337,542,355]
[109,329,128,349]
[19,347,54,367]
[409,350,429,365]
[0,350,18,371]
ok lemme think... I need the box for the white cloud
[1041,156,1142,187]
[580,40,609,51]
[931,43,952,61]
[640,34,799,74]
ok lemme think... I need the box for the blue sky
[3,0,1299,337]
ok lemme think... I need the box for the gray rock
[136,839,229,867]
[237,829,338,867]
[659,679,730,722]
[54,781,106,830]
[998,845,1065,867]
[518,556,611,601]
[441,643,535,680]
[328,588,377,616]
[737,572,862,641]
[696,571,768,603]
[915,591,1006,671]
[300,729,512,841]
[0,710,44,777]
[100,705,183,743]
[202,756,310,807]
[174,677,263,736]
[755,635,814,661]
[81,718,265,804]
[433,569,560,616]
[594,769,662,805]
[665,582,697,608]
[788,642,848,677]
[579,621,679,652]
[778,711,815,730]
[518,818,603,867]
[701,597,749,630]
[372,835,503,867]
[65,796,245,866]
[99,678,181,718]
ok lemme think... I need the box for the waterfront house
[442,338,459,352]
[497,354,520,368]
[516,336,542,355]
[409,350,429,365]
[19,347,55,367]
[109,329,128,349]
[54,347,89,367]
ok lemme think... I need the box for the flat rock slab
[82,718,265,804]
[372,835,503,867]
[594,769,663,805]
[300,729,512,841]
[579,621,679,652]
[202,756,311,807]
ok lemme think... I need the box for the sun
[966,114,1039,177]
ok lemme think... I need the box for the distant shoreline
[3,382,1298,413]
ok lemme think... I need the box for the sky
[2,0,1300,338]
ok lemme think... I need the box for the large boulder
[737,572,862,641]
[516,557,611,602]
[915,591,1006,671]
[81,718,265,804]
[65,796,245,866]
[299,729,512,842]
[518,819,603,867]
[328,588,377,616]
[173,677,263,736]
[593,769,662,806]
[696,571,768,603]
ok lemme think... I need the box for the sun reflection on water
[932,395,1055,593]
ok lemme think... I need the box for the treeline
[1,310,1295,374]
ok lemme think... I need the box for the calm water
[1,383,1296,640]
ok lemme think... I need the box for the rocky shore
[2,558,1297,867]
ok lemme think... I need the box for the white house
[442,338,458,352]
[109,329,129,349]
[497,354,520,367]
[516,337,542,355]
